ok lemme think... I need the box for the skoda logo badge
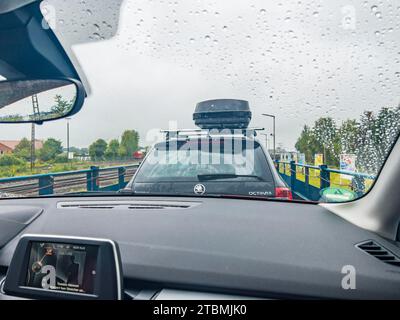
[194,184,206,195]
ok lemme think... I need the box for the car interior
[0,0,400,302]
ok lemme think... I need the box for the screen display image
[25,242,99,295]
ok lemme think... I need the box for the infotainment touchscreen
[25,241,99,295]
[3,235,123,300]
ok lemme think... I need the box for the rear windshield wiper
[197,174,264,181]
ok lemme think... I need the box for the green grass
[0,160,137,179]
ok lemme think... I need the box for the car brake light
[275,187,293,200]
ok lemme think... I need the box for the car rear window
[134,139,273,183]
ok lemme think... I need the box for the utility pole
[31,94,40,171]
[31,123,35,171]
[66,117,71,162]
[262,113,276,160]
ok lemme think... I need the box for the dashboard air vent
[356,240,400,267]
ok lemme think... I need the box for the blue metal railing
[0,164,139,196]
[275,160,376,201]
[0,160,376,201]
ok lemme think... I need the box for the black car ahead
[125,133,292,200]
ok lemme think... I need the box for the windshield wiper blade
[117,189,135,195]
[197,174,264,181]
[56,191,120,196]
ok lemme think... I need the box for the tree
[356,111,380,173]
[68,146,89,157]
[54,154,69,163]
[294,104,400,174]
[313,117,339,166]
[295,125,319,163]
[0,114,24,121]
[337,119,359,155]
[0,154,25,167]
[375,106,400,163]
[89,139,107,160]
[50,95,74,117]
[117,145,128,158]
[120,130,139,158]
[295,119,339,166]
[38,138,63,162]
[13,138,31,161]
[356,107,400,173]
[105,139,120,160]
[295,118,346,166]
[68,146,84,156]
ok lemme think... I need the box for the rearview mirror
[0,78,85,123]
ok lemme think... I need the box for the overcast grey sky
[2,0,399,149]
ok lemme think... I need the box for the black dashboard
[1,196,400,300]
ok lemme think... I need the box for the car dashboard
[1,196,400,300]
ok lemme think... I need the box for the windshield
[0,1,399,203]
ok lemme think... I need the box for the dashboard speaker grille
[356,240,400,267]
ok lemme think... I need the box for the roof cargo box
[193,99,252,129]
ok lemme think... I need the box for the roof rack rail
[161,127,265,140]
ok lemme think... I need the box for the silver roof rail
[161,128,265,140]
